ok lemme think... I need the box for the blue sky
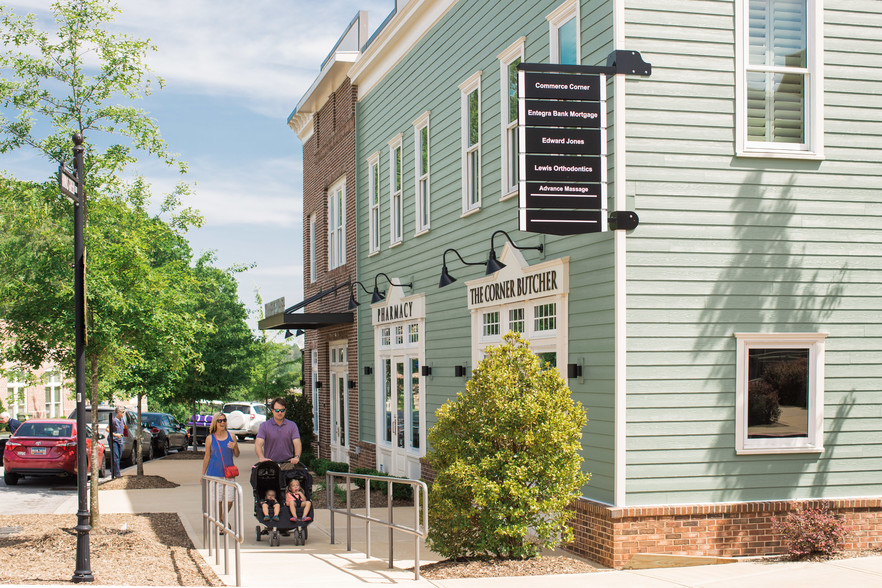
[1,0,391,330]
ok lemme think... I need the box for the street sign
[58,166,78,201]
[525,126,602,155]
[523,72,601,101]
[523,99,602,128]
[525,154,601,183]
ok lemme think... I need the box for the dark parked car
[3,419,106,485]
[141,412,189,455]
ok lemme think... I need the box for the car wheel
[4,471,20,485]
[98,458,107,479]
[146,441,155,462]
[237,434,246,442]
[157,438,168,457]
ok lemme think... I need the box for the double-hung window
[499,38,524,199]
[460,71,482,213]
[735,333,827,454]
[548,0,580,65]
[368,153,380,254]
[44,371,62,418]
[413,112,430,233]
[736,0,823,157]
[308,214,316,282]
[327,178,346,270]
[389,135,403,245]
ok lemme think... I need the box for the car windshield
[15,422,73,438]
[224,404,249,413]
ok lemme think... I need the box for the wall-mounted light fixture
[348,380,356,389]
[284,330,293,339]
[315,381,322,388]
[567,361,583,379]
[348,280,372,310]
[421,365,432,377]
[485,230,544,275]
[454,365,467,377]
[363,366,372,376]
[295,329,305,337]
[369,272,413,303]
[438,248,484,288]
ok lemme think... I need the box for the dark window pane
[747,348,809,438]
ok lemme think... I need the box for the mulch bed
[310,483,413,509]
[100,475,179,490]
[162,449,205,460]
[416,555,600,578]
[0,513,222,585]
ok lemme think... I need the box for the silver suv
[222,402,267,440]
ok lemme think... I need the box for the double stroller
[250,461,314,546]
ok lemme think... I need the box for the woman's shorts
[209,477,237,503]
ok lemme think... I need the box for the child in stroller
[285,478,312,522]
[251,460,313,546]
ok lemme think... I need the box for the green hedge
[351,467,413,500]
[310,458,349,477]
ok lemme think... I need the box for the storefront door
[380,355,420,476]
[329,343,348,463]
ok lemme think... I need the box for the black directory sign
[523,72,601,101]
[519,209,605,236]
[524,99,602,128]
[523,182,602,210]
[518,64,608,234]
[525,127,602,155]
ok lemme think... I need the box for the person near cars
[110,406,126,477]
[255,397,302,471]
[0,412,21,434]
[202,412,240,514]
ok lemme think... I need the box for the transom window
[509,308,525,333]
[482,311,500,338]
[534,303,557,333]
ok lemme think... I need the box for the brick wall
[566,497,882,569]
[301,79,375,470]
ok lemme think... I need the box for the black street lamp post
[70,132,93,583]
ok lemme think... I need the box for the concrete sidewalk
[55,444,882,587]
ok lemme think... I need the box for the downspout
[613,0,627,507]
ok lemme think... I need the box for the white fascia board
[287,51,360,142]
[349,0,457,100]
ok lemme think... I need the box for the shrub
[311,458,349,477]
[426,332,590,560]
[285,393,315,454]
[773,504,851,559]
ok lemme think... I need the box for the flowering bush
[426,332,590,559]
[772,504,851,559]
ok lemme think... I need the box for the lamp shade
[348,293,360,310]
[371,287,385,303]
[438,265,457,288]
[485,248,506,274]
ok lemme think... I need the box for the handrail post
[365,475,371,558]
[387,479,393,570]
[346,473,352,551]
[327,472,335,544]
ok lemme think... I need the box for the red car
[3,419,106,485]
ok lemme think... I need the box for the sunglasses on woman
[216,418,227,423]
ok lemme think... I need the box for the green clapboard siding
[623,0,882,505]
[356,0,616,503]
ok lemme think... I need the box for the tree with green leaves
[426,332,590,560]
[0,0,194,527]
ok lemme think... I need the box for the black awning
[258,312,352,331]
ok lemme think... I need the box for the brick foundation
[566,497,882,569]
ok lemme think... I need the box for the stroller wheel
[255,525,262,542]
[293,529,302,546]
[302,526,308,543]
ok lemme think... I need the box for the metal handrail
[201,475,244,586]
[326,470,429,580]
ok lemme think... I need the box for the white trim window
[499,38,524,199]
[413,112,430,234]
[548,0,580,65]
[327,177,346,270]
[389,135,403,245]
[6,373,26,419]
[309,214,317,282]
[44,371,62,418]
[735,333,827,454]
[368,153,381,254]
[460,71,482,214]
[736,0,823,158]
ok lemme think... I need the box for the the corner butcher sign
[518,67,607,235]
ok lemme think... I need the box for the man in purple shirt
[256,397,302,471]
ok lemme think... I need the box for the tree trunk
[136,393,144,476]
[88,353,100,530]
